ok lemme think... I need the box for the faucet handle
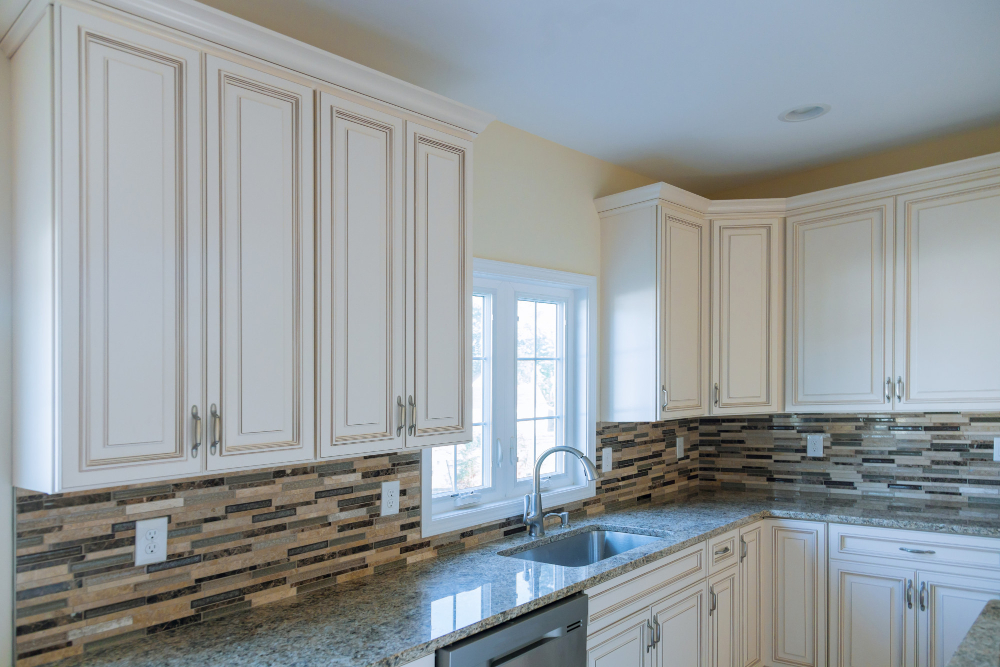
[544,511,570,529]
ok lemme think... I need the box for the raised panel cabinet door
[205,55,315,470]
[916,572,1000,667]
[829,561,916,667]
[318,92,405,458]
[660,210,710,419]
[652,581,708,667]
[894,178,1000,410]
[786,199,894,411]
[709,567,740,667]
[711,219,783,415]
[405,122,473,447]
[59,8,203,488]
[769,521,826,667]
[586,607,651,667]
[739,524,763,667]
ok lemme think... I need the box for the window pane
[456,429,484,490]
[517,300,535,358]
[536,360,556,417]
[472,295,484,358]
[516,420,533,480]
[536,301,558,358]
[472,359,483,424]
[537,419,558,475]
[432,446,455,496]
[516,360,535,419]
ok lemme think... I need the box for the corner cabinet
[786,174,1000,412]
[599,193,710,422]
[10,2,481,492]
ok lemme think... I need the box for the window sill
[420,481,596,539]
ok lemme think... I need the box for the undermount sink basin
[504,529,661,567]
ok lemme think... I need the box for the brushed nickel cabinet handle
[396,396,405,437]
[661,385,668,411]
[210,404,220,455]
[709,586,717,615]
[919,581,927,612]
[885,377,892,401]
[715,383,720,406]
[714,546,732,557]
[191,406,202,458]
[646,619,654,652]
[896,376,904,401]
[653,613,661,644]
[906,579,913,609]
[407,396,416,436]
[740,536,747,562]
[899,547,935,555]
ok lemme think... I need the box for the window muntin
[515,298,565,481]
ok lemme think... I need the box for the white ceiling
[209,0,1000,194]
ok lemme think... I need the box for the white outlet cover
[994,437,1000,462]
[677,436,685,459]
[382,480,400,516]
[134,516,168,566]
[807,434,824,458]
[602,447,613,473]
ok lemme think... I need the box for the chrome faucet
[522,446,599,538]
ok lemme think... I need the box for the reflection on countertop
[48,491,1000,667]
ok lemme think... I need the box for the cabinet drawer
[829,523,1000,573]
[586,542,706,634]
[708,529,739,574]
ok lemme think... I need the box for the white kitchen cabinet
[205,55,316,471]
[710,219,783,415]
[892,177,1000,410]
[652,581,709,667]
[587,606,652,667]
[786,198,895,412]
[598,190,709,422]
[829,560,915,667]
[766,520,827,667]
[708,567,740,667]
[916,571,1000,667]
[317,92,406,458]
[739,523,763,667]
[405,122,474,448]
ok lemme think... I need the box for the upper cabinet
[9,2,484,492]
[710,218,784,415]
[785,198,895,412]
[599,192,709,422]
[786,175,1000,412]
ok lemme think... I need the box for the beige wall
[712,123,1000,200]
[473,121,654,276]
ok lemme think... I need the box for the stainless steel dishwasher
[436,593,587,667]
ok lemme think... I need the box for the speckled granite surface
[49,492,1000,667]
[949,600,1000,667]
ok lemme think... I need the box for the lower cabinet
[653,581,709,667]
[739,523,764,667]
[917,572,1000,667]
[829,560,915,667]
[587,606,653,667]
[709,567,740,667]
[767,520,827,667]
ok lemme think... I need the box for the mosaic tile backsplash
[14,419,699,666]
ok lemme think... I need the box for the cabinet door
[660,210,710,419]
[709,567,740,667]
[767,520,826,667]
[829,560,915,667]
[786,199,894,411]
[405,122,473,447]
[652,581,708,667]
[711,219,783,415]
[740,524,763,667]
[317,92,405,458]
[587,606,651,667]
[59,8,203,488]
[205,55,315,470]
[916,571,1000,667]
[894,178,1000,410]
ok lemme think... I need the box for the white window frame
[421,259,597,538]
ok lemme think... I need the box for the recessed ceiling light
[779,104,831,122]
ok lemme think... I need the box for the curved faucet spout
[523,446,599,538]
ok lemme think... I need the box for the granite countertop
[949,600,1000,667]
[51,492,1000,667]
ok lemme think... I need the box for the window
[421,260,597,537]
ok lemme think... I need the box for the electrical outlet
[602,447,613,473]
[807,434,824,457]
[677,436,685,459]
[994,437,1000,462]
[381,480,400,516]
[134,517,168,566]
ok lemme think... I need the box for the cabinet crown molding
[1,0,495,135]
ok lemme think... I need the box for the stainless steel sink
[504,530,661,567]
